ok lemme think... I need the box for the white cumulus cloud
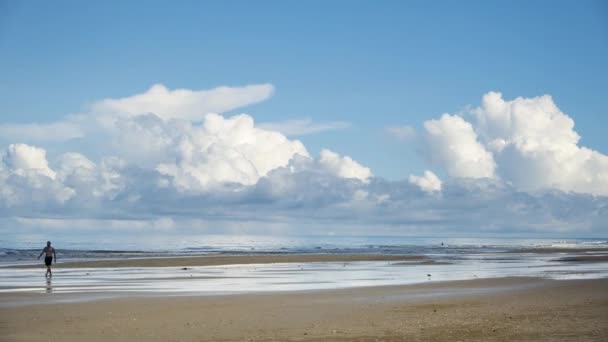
[0,144,73,206]
[473,92,608,195]
[408,170,442,193]
[423,114,496,179]
[1,86,607,237]
[156,113,310,192]
[318,149,373,182]
[56,153,125,200]
[3,144,57,179]
[0,144,128,209]
[421,92,608,196]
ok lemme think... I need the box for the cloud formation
[422,92,608,196]
[258,118,350,136]
[1,145,73,207]
[423,114,496,179]
[92,83,275,121]
[0,144,128,210]
[0,83,275,144]
[156,113,310,192]
[0,84,374,219]
[408,170,442,193]
[475,92,608,195]
[4,144,56,179]
[318,149,373,182]
[0,86,607,237]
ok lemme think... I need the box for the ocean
[2,235,607,266]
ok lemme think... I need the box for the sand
[505,247,608,254]
[554,255,608,263]
[11,253,430,269]
[1,277,607,342]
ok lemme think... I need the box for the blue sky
[0,1,607,237]
[1,0,607,179]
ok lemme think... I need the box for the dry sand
[12,253,430,269]
[1,277,607,342]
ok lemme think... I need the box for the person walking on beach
[37,241,56,277]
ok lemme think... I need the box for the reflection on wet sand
[45,278,52,294]
[0,250,607,302]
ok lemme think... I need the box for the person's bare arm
[53,248,57,263]
[37,247,47,259]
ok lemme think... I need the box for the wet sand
[1,277,607,342]
[505,247,608,254]
[11,253,429,268]
[554,255,608,263]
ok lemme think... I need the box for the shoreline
[8,253,430,269]
[4,251,608,300]
[1,277,606,341]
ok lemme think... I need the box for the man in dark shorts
[37,241,57,277]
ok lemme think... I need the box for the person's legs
[44,257,52,277]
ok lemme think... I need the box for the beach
[2,0,607,340]
[1,277,607,342]
[2,241,608,341]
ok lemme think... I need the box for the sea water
[2,235,606,264]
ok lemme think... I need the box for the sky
[0,0,607,238]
